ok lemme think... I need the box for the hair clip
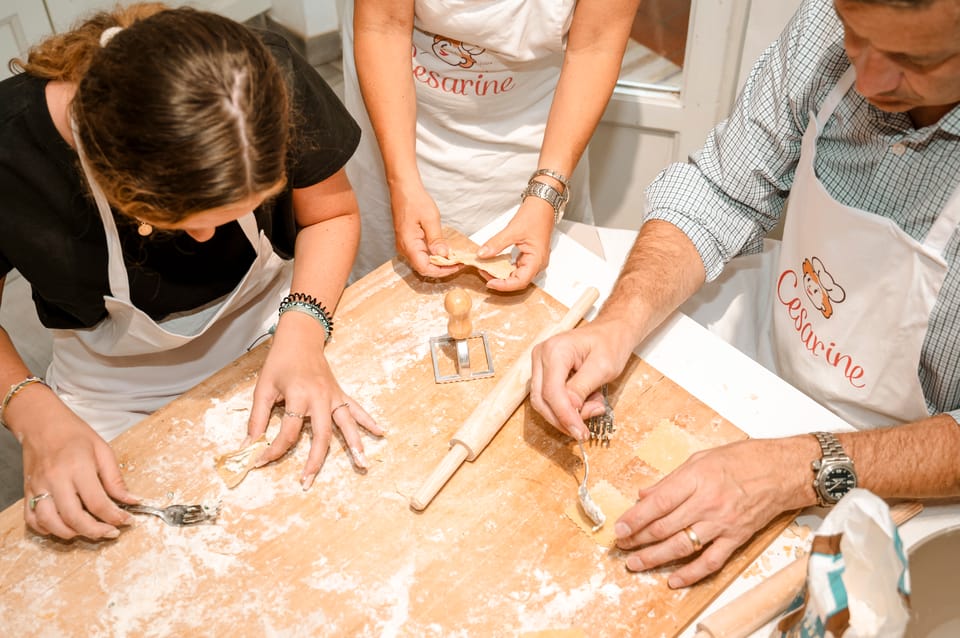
[100,26,123,47]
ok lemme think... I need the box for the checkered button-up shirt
[644,0,960,422]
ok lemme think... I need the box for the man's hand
[530,318,636,440]
[613,437,817,588]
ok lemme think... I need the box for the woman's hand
[246,311,384,489]
[20,397,137,540]
[476,195,555,292]
[391,184,462,278]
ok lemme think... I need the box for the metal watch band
[813,431,848,463]
[811,431,856,506]
[522,179,569,224]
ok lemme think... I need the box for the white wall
[0,2,54,81]
[40,0,269,32]
[587,0,805,231]
[268,0,338,38]
[736,0,803,90]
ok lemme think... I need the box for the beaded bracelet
[278,292,334,343]
[0,376,47,428]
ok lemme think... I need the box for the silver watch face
[821,465,857,502]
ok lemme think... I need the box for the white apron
[342,0,593,280]
[46,135,292,440]
[682,68,960,428]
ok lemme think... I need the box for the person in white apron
[1,6,381,542]
[529,0,960,588]
[684,67,960,429]
[342,0,640,288]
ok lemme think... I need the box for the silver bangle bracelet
[0,376,47,428]
[530,168,569,190]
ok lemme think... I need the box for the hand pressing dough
[214,434,268,488]
[565,479,635,547]
[429,249,515,279]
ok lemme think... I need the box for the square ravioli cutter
[429,288,495,383]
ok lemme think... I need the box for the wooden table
[0,237,792,637]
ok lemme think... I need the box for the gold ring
[283,409,306,419]
[331,402,350,417]
[28,492,51,511]
[684,526,703,552]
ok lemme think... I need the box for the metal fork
[120,501,221,527]
[586,384,615,446]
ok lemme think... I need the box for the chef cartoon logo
[801,257,845,319]
[776,256,864,388]
[431,35,485,69]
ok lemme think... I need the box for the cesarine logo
[431,35,484,68]
[411,34,516,96]
[801,257,845,319]
[777,256,864,388]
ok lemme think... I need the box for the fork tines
[586,384,615,446]
[183,501,222,525]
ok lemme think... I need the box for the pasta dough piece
[214,434,268,488]
[429,249,515,279]
[633,418,710,475]
[565,479,635,547]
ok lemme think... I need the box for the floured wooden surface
[0,233,792,637]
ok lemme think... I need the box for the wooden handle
[411,286,599,511]
[453,287,599,458]
[445,288,472,340]
[410,444,469,511]
[695,501,923,638]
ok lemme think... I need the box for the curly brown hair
[13,3,289,224]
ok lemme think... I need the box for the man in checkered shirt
[531,0,960,586]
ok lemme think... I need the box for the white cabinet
[43,0,270,32]
[585,0,804,231]
[587,0,753,230]
[0,2,54,81]
[1,0,271,81]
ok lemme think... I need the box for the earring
[137,220,153,237]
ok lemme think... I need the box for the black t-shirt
[0,30,359,329]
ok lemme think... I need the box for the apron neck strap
[924,182,960,252]
[70,118,262,302]
[70,117,131,300]
[811,68,960,253]
[813,67,856,129]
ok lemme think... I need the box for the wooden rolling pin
[694,500,923,638]
[411,286,600,511]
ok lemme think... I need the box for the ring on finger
[283,409,306,419]
[28,492,52,511]
[683,525,703,552]
[331,402,350,417]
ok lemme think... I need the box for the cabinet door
[0,1,53,81]
[44,0,271,32]
[588,0,751,230]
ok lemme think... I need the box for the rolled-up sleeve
[644,0,844,282]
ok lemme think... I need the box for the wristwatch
[522,179,568,224]
[811,431,857,506]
